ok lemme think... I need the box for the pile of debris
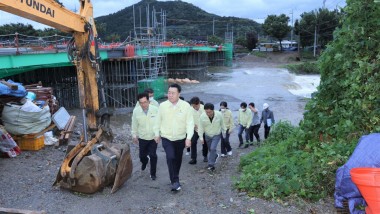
[0,80,73,157]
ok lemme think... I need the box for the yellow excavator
[0,0,132,193]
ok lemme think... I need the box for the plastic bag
[266,118,272,127]
[44,131,58,146]
[0,125,21,158]
[20,99,42,112]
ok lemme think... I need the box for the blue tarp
[334,133,380,214]
[0,80,27,97]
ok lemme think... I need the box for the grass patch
[285,61,319,74]
[252,51,268,58]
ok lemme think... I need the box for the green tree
[303,0,380,141]
[235,36,247,47]
[246,32,258,50]
[296,8,342,48]
[105,33,121,42]
[207,35,223,45]
[95,22,107,40]
[236,0,380,202]
[262,14,291,51]
[0,23,38,36]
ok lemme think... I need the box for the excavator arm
[0,0,132,194]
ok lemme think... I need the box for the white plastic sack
[2,103,51,135]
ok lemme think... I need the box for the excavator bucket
[53,128,132,194]
[111,144,133,193]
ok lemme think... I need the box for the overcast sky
[0,0,346,30]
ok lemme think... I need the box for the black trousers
[190,131,208,160]
[138,138,158,176]
[249,124,261,142]
[264,124,271,139]
[162,137,185,184]
[220,129,232,155]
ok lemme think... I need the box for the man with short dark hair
[248,102,261,147]
[237,102,252,148]
[198,103,226,171]
[219,101,234,156]
[131,92,159,180]
[155,84,194,191]
[144,88,159,107]
[188,97,208,164]
[135,88,159,108]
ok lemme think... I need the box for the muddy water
[181,65,320,126]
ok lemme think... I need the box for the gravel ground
[0,54,336,213]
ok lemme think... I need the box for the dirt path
[0,54,336,213]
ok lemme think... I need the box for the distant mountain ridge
[95,0,261,41]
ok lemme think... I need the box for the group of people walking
[131,84,275,192]
[237,102,275,148]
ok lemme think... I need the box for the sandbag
[2,102,51,135]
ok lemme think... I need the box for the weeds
[252,51,267,58]
[285,61,319,74]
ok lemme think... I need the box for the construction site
[0,6,232,109]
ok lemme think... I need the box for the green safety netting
[138,77,167,100]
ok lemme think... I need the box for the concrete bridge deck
[0,45,230,78]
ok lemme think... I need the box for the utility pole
[313,9,319,57]
[313,25,317,57]
[290,9,294,43]
[213,18,215,36]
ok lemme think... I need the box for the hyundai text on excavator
[0,0,132,193]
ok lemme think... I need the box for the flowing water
[181,65,320,126]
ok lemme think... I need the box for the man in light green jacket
[155,84,194,191]
[131,92,159,180]
[220,101,234,156]
[198,103,226,171]
[237,102,252,147]
[188,96,208,165]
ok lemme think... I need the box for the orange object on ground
[13,135,44,151]
[350,168,380,214]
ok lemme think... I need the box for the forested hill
[95,0,261,41]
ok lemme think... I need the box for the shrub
[236,121,356,201]
[236,0,380,202]
[285,62,319,74]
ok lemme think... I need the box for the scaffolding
[224,32,233,67]
[132,5,168,98]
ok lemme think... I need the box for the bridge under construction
[0,7,233,108]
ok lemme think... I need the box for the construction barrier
[124,45,135,57]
